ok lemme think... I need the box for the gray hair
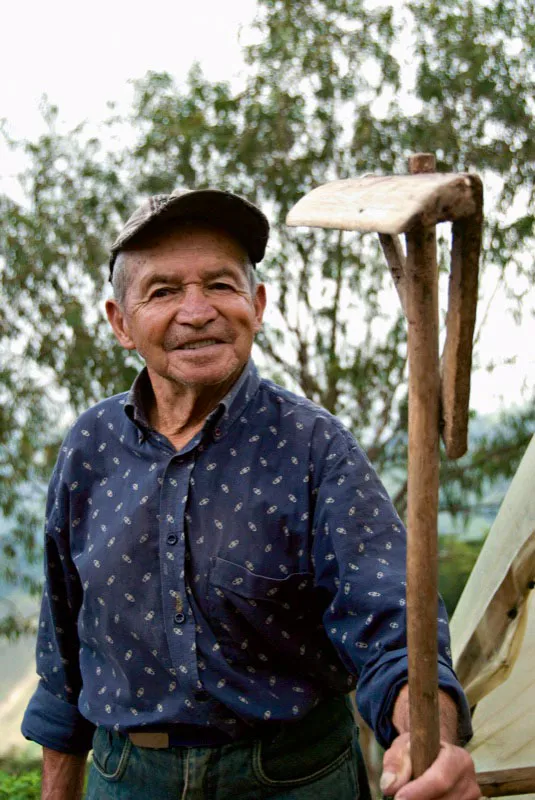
[111,251,130,308]
[112,251,258,309]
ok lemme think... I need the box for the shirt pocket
[210,556,314,601]
[207,557,317,665]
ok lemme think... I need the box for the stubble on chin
[162,350,244,391]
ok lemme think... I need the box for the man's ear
[105,299,136,350]
[253,283,267,332]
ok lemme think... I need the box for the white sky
[1,0,255,135]
[1,0,533,416]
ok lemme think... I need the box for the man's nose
[174,284,218,327]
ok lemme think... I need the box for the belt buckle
[129,731,170,749]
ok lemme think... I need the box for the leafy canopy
[1,0,534,636]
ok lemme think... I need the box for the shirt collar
[124,359,260,442]
[124,368,153,435]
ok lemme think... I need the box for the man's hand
[380,733,480,799]
[379,685,481,799]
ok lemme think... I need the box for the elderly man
[22,190,479,800]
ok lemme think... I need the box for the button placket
[160,455,200,688]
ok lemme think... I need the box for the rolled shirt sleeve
[21,439,95,754]
[311,431,473,749]
[21,681,95,754]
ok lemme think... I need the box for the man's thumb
[380,736,412,796]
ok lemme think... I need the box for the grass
[0,756,41,800]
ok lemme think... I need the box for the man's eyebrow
[141,272,181,289]
[204,267,244,281]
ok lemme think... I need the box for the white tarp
[451,434,535,796]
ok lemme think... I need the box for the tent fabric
[450,434,535,797]
[451,435,535,705]
[467,591,535,800]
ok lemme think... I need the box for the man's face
[106,225,266,391]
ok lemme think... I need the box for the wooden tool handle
[408,153,436,174]
[405,153,441,777]
[477,767,535,797]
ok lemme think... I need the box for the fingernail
[380,771,396,793]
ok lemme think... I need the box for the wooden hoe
[289,155,535,796]
[287,154,483,780]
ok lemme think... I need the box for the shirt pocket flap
[210,557,314,601]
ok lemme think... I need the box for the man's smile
[168,337,229,352]
[176,338,223,351]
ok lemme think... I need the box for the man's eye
[209,282,236,291]
[151,288,173,299]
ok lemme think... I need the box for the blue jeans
[85,698,371,799]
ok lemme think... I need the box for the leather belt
[129,731,171,749]
[128,726,234,749]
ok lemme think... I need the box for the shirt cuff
[21,680,96,754]
[356,649,473,749]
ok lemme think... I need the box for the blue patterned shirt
[22,360,471,753]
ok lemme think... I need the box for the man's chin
[166,361,243,389]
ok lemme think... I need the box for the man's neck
[146,369,240,450]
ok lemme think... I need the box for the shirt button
[214,428,222,439]
[174,612,185,624]
[167,534,178,545]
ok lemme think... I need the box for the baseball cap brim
[109,189,269,278]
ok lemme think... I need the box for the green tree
[1,0,534,636]
[0,110,138,635]
[438,535,485,617]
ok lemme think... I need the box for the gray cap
[109,188,269,278]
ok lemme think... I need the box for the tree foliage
[1,0,534,635]
[438,535,485,617]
